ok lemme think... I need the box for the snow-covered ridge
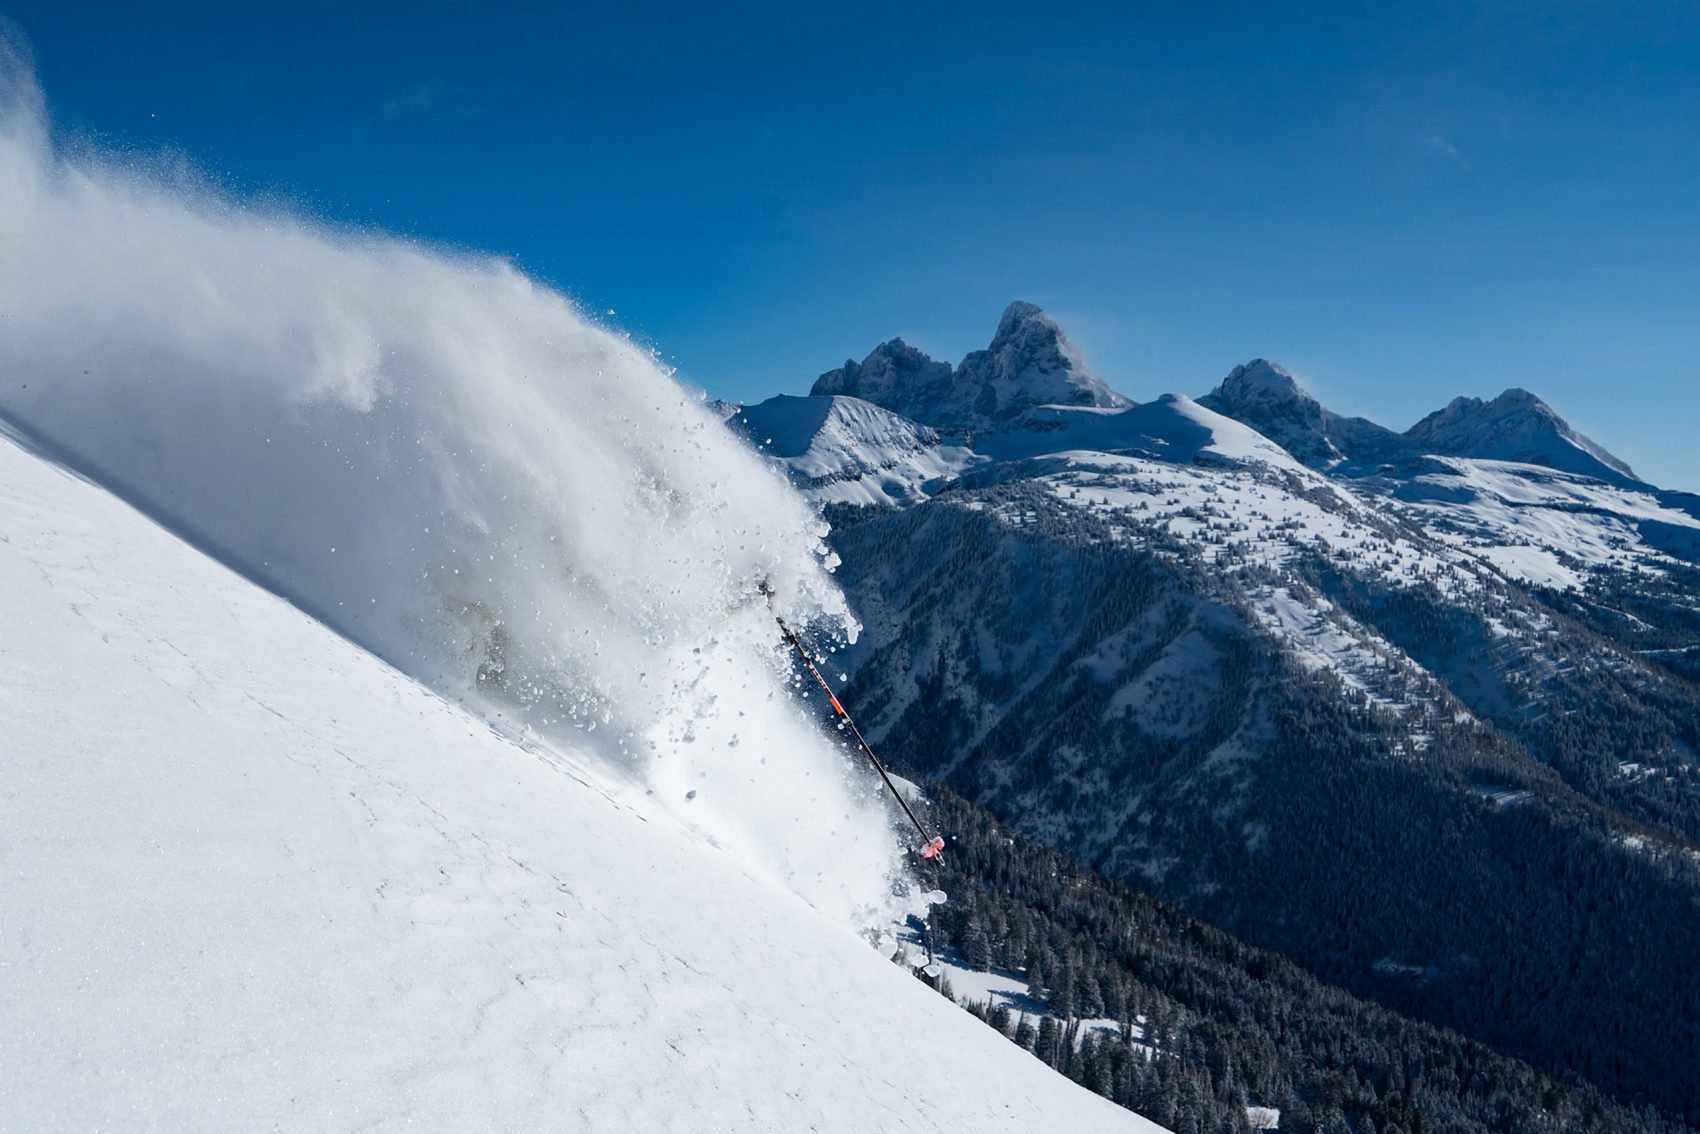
[785,307,1685,595]
[730,393,984,507]
[1376,456,1700,588]
[805,311,1647,494]
[0,425,1156,1132]
[968,395,1318,480]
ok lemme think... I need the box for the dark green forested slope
[916,786,1693,1134]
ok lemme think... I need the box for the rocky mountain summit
[812,301,1130,432]
[1406,387,1638,482]
[1198,358,1406,468]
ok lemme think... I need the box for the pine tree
[962,917,993,972]
[1014,1012,1037,1053]
[1024,952,1047,1003]
[1036,1015,1061,1069]
[1054,956,1078,1020]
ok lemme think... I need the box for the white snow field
[0,429,1155,1131]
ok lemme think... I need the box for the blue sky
[9,0,1698,487]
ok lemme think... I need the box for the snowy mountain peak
[811,338,955,421]
[1213,359,1312,406]
[1496,386,1542,406]
[956,301,1132,426]
[1198,359,1406,469]
[1407,387,1638,482]
[810,303,1131,433]
[997,297,1046,326]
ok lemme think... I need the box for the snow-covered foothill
[1018,450,1472,596]
[1376,456,1700,588]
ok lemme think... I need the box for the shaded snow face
[0,49,903,924]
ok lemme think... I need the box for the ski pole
[762,586,944,860]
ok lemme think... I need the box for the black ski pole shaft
[772,614,937,851]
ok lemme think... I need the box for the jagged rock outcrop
[812,301,1130,433]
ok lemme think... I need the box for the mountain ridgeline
[734,303,1700,1128]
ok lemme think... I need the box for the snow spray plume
[0,48,908,925]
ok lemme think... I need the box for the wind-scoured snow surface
[0,50,903,922]
[0,428,1150,1131]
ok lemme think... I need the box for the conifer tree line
[916,787,1692,1134]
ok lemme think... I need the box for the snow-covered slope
[975,394,1317,479]
[1375,455,1700,588]
[0,426,1155,1132]
[730,394,983,507]
[812,302,1130,432]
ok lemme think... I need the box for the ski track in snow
[0,433,1157,1131]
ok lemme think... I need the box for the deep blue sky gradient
[8,0,1698,486]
